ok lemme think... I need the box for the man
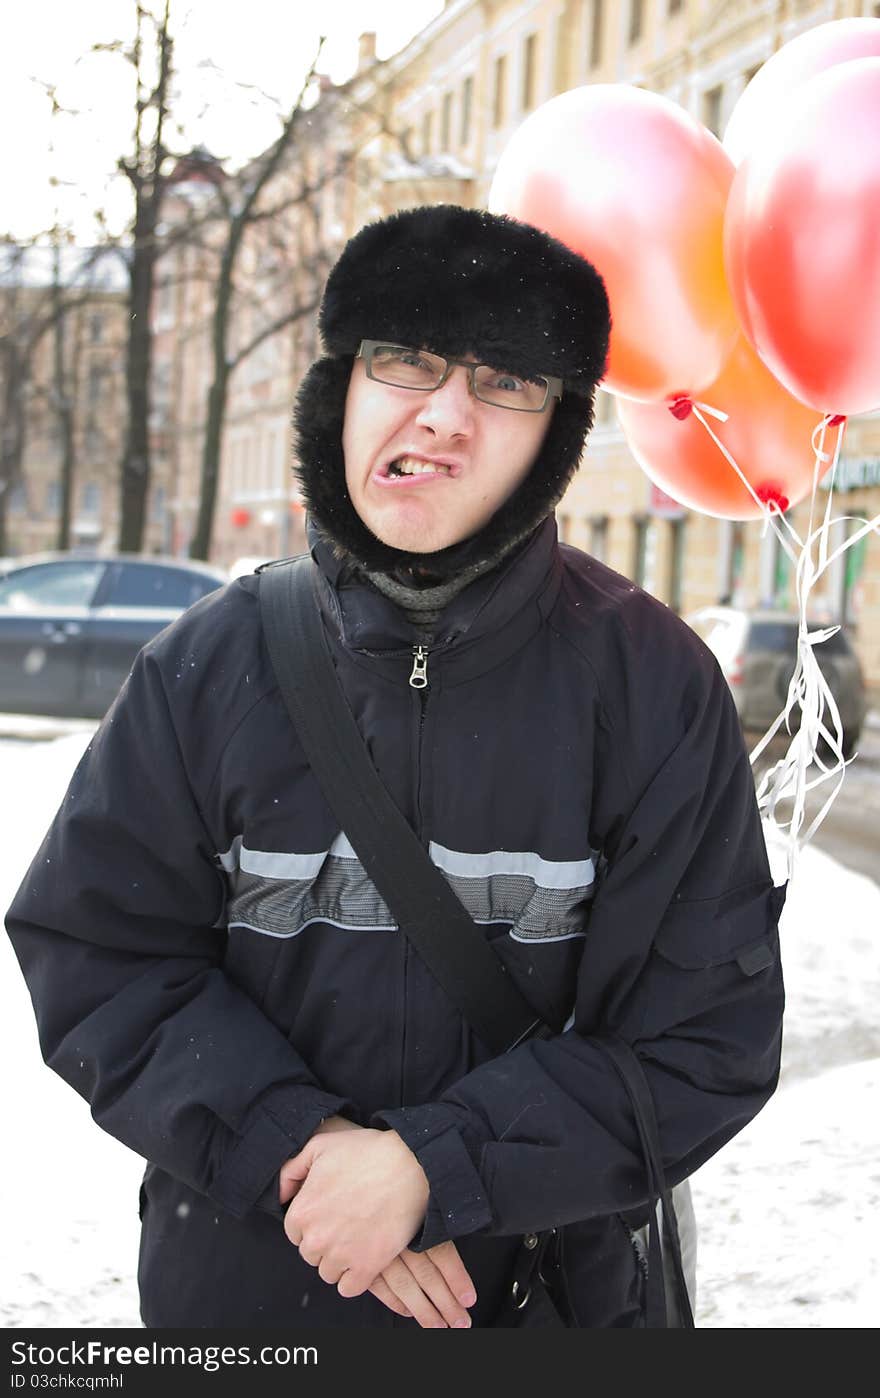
[6,206,784,1329]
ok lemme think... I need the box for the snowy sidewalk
[1,731,878,1328]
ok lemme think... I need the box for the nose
[413,364,476,438]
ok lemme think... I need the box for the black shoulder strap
[259,554,558,1055]
[594,1035,695,1328]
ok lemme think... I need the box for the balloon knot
[827,414,846,428]
[668,396,693,421]
[756,483,789,513]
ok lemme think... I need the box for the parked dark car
[0,553,227,719]
[685,606,867,758]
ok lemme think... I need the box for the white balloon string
[690,404,801,566]
[685,406,876,882]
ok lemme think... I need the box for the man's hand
[282,1127,430,1296]
[278,1115,359,1206]
[278,1119,477,1325]
[369,1243,477,1329]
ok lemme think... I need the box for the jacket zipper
[409,645,429,689]
[399,644,431,1105]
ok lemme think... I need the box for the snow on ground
[0,727,878,1329]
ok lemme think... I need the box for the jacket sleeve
[374,634,786,1247]
[4,644,350,1221]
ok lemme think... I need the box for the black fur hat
[293,205,610,578]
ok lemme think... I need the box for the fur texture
[293,205,611,579]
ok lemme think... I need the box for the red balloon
[724,59,880,417]
[489,85,738,404]
[724,18,880,165]
[615,337,832,521]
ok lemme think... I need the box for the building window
[668,517,686,613]
[589,0,603,69]
[150,484,167,525]
[668,0,683,13]
[46,481,61,517]
[89,313,104,343]
[441,91,453,150]
[421,109,434,156]
[461,75,473,147]
[629,0,644,46]
[702,85,724,137]
[719,521,745,604]
[493,54,507,129]
[589,515,608,562]
[760,515,792,608]
[87,363,105,407]
[81,481,102,516]
[9,482,28,515]
[558,513,571,544]
[521,33,538,112]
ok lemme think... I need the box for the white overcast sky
[0,0,445,241]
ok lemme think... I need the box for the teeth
[390,457,450,477]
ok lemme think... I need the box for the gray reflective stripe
[429,841,596,890]
[508,926,587,944]
[217,836,595,942]
[228,915,397,940]
[216,831,358,879]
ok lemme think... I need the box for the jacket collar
[308,515,561,662]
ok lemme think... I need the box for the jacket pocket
[654,881,785,974]
[633,881,785,1042]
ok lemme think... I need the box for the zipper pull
[409,645,429,689]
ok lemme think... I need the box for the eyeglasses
[357,340,563,413]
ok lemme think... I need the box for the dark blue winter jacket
[5,517,785,1327]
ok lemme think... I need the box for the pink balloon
[725,58,880,417]
[616,337,830,521]
[489,85,738,404]
[724,17,880,165]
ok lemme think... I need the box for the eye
[487,372,526,393]
[397,349,430,369]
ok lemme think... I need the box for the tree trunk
[53,291,76,553]
[118,203,155,553]
[189,234,236,561]
[117,0,172,554]
[0,347,26,557]
[189,368,230,561]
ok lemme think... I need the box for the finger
[283,1217,303,1247]
[400,1251,472,1329]
[336,1267,371,1299]
[423,1241,478,1308]
[318,1256,345,1285]
[298,1243,321,1267]
[378,1256,450,1329]
[368,1277,413,1319]
[279,1176,303,1207]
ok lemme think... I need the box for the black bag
[259,555,694,1329]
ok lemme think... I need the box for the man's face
[341,352,554,555]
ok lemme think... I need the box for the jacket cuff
[212,1086,351,1219]
[373,1102,493,1250]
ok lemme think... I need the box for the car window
[748,621,852,656]
[102,563,222,610]
[0,560,105,609]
